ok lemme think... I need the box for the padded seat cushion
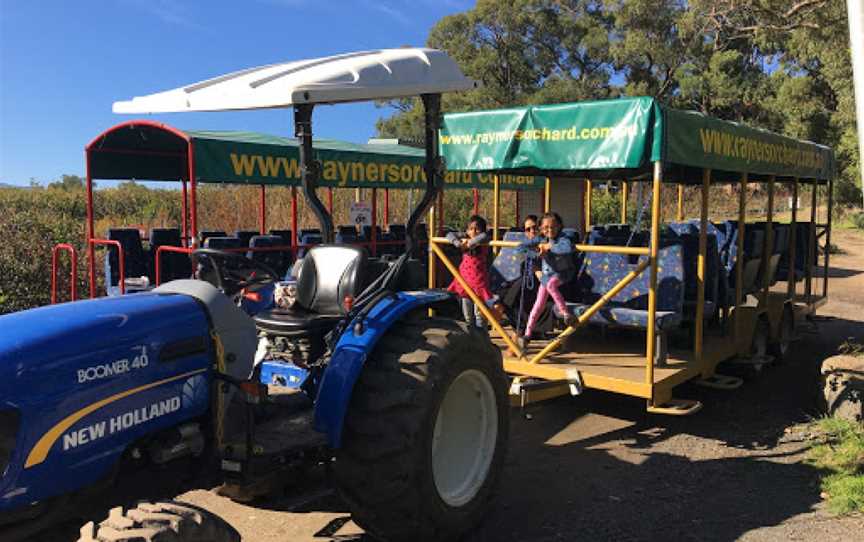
[559,303,682,331]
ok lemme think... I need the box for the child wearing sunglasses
[519,212,576,349]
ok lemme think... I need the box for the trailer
[50,124,543,302]
[430,97,835,413]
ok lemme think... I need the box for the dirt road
[46,229,864,541]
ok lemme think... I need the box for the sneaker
[517,336,531,351]
[564,314,578,328]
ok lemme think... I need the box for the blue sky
[0,0,472,185]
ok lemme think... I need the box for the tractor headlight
[0,409,20,478]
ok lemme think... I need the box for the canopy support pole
[405,93,442,261]
[294,104,333,243]
[584,179,592,232]
[645,162,662,401]
[515,190,521,227]
[735,174,747,340]
[384,188,390,224]
[806,182,817,301]
[371,187,378,256]
[824,178,834,298]
[544,177,550,213]
[291,186,298,251]
[762,176,775,305]
[259,185,267,235]
[86,154,96,298]
[186,139,198,244]
[695,169,710,364]
[621,181,628,224]
[676,185,684,222]
[788,178,799,300]
[181,180,188,246]
[493,175,500,252]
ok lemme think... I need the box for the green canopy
[87,124,543,191]
[190,131,542,190]
[439,97,835,182]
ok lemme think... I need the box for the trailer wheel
[77,501,239,542]
[741,317,771,379]
[769,305,795,363]
[334,317,509,542]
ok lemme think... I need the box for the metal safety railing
[89,239,125,295]
[428,236,653,364]
[51,243,78,303]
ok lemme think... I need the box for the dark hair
[540,212,563,227]
[524,214,538,223]
[468,214,487,231]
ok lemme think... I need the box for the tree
[375,0,859,205]
[48,174,85,191]
[377,0,612,139]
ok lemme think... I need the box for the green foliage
[591,189,622,225]
[851,211,864,231]
[377,0,860,207]
[807,417,864,514]
[0,181,185,314]
[0,186,89,313]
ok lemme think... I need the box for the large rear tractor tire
[77,501,240,542]
[334,317,509,542]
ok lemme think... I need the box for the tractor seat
[254,245,367,335]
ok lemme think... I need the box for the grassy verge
[807,417,864,514]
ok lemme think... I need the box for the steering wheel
[193,248,279,297]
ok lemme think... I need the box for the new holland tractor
[0,49,509,542]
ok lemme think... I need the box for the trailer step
[646,398,702,416]
[693,374,743,390]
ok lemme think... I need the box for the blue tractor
[0,49,509,542]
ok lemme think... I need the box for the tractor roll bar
[405,94,443,257]
[294,104,334,244]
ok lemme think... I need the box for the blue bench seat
[559,244,684,331]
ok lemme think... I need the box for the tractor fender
[313,290,451,448]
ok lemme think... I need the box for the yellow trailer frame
[427,163,832,415]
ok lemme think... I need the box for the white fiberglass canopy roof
[113,48,478,113]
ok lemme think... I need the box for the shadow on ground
[31,313,863,542]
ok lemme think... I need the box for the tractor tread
[76,501,239,542]
[334,315,508,542]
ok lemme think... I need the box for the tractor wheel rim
[432,369,498,508]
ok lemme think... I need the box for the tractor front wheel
[334,317,509,542]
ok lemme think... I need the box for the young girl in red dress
[446,215,502,331]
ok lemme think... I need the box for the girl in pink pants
[519,212,576,349]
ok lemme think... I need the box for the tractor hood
[0,293,211,402]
